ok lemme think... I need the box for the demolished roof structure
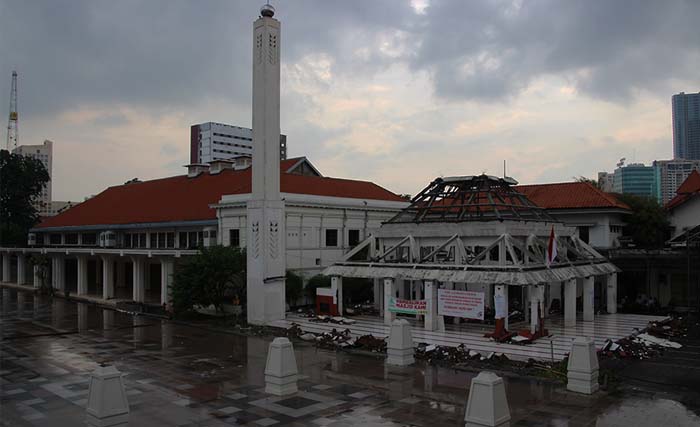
[324,174,619,286]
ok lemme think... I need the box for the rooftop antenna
[503,160,506,178]
[6,70,18,151]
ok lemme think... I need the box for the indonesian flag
[546,226,557,266]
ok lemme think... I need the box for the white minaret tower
[246,4,286,325]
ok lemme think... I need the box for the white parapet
[85,365,129,427]
[264,337,299,396]
[464,371,511,427]
[386,319,415,366]
[567,337,599,394]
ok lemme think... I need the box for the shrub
[171,245,246,315]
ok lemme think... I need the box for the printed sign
[389,298,427,315]
[438,289,484,320]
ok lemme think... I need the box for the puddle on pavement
[596,397,700,426]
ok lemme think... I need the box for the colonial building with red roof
[0,157,406,307]
[516,181,631,249]
[666,170,700,238]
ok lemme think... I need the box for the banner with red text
[438,289,484,320]
[388,298,427,315]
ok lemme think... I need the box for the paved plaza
[1,288,699,426]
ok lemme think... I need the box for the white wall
[547,211,627,249]
[216,194,407,279]
[670,196,700,237]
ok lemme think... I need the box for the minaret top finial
[260,3,275,18]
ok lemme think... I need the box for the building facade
[13,140,52,215]
[653,159,700,204]
[0,157,407,309]
[673,91,700,160]
[190,122,287,164]
[517,181,631,249]
[612,163,656,198]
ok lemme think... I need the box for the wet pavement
[1,288,699,426]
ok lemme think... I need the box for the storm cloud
[1,0,698,200]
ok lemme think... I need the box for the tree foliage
[171,245,246,314]
[29,253,52,295]
[304,274,330,299]
[574,176,600,189]
[618,194,670,248]
[0,150,50,245]
[285,270,304,306]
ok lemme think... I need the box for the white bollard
[464,371,511,427]
[386,319,415,366]
[264,337,299,396]
[85,365,129,427]
[567,337,599,394]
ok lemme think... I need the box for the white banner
[438,289,484,320]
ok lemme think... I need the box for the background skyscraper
[672,91,700,160]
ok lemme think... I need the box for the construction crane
[6,70,18,151]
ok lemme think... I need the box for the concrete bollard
[85,365,129,427]
[464,371,511,427]
[264,337,299,396]
[567,337,599,394]
[386,319,415,366]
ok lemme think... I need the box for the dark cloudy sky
[1,0,699,201]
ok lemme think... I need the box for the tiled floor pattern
[270,312,667,361]
[2,288,697,426]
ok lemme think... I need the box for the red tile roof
[515,182,630,210]
[666,170,700,210]
[36,160,405,229]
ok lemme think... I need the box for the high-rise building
[612,163,657,199]
[672,91,700,160]
[189,122,287,164]
[597,172,614,192]
[13,140,52,214]
[653,159,700,204]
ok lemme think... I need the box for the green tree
[0,150,50,245]
[618,194,670,248]
[170,245,246,315]
[285,270,303,306]
[305,274,330,299]
[574,176,600,189]
[29,253,52,295]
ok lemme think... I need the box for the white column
[53,256,65,291]
[564,279,576,327]
[424,280,439,331]
[132,257,144,302]
[160,258,174,306]
[383,278,396,325]
[494,284,509,330]
[606,273,618,314]
[331,276,343,316]
[77,256,88,295]
[1,254,10,282]
[17,254,26,285]
[373,278,382,310]
[530,285,541,334]
[33,264,41,288]
[583,276,594,322]
[246,5,286,325]
[101,256,114,300]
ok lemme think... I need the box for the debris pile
[354,334,387,353]
[309,315,357,325]
[646,317,688,339]
[344,304,380,317]
[415,343,511,365]
[285,324,387,352]
[315,328,354,350]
